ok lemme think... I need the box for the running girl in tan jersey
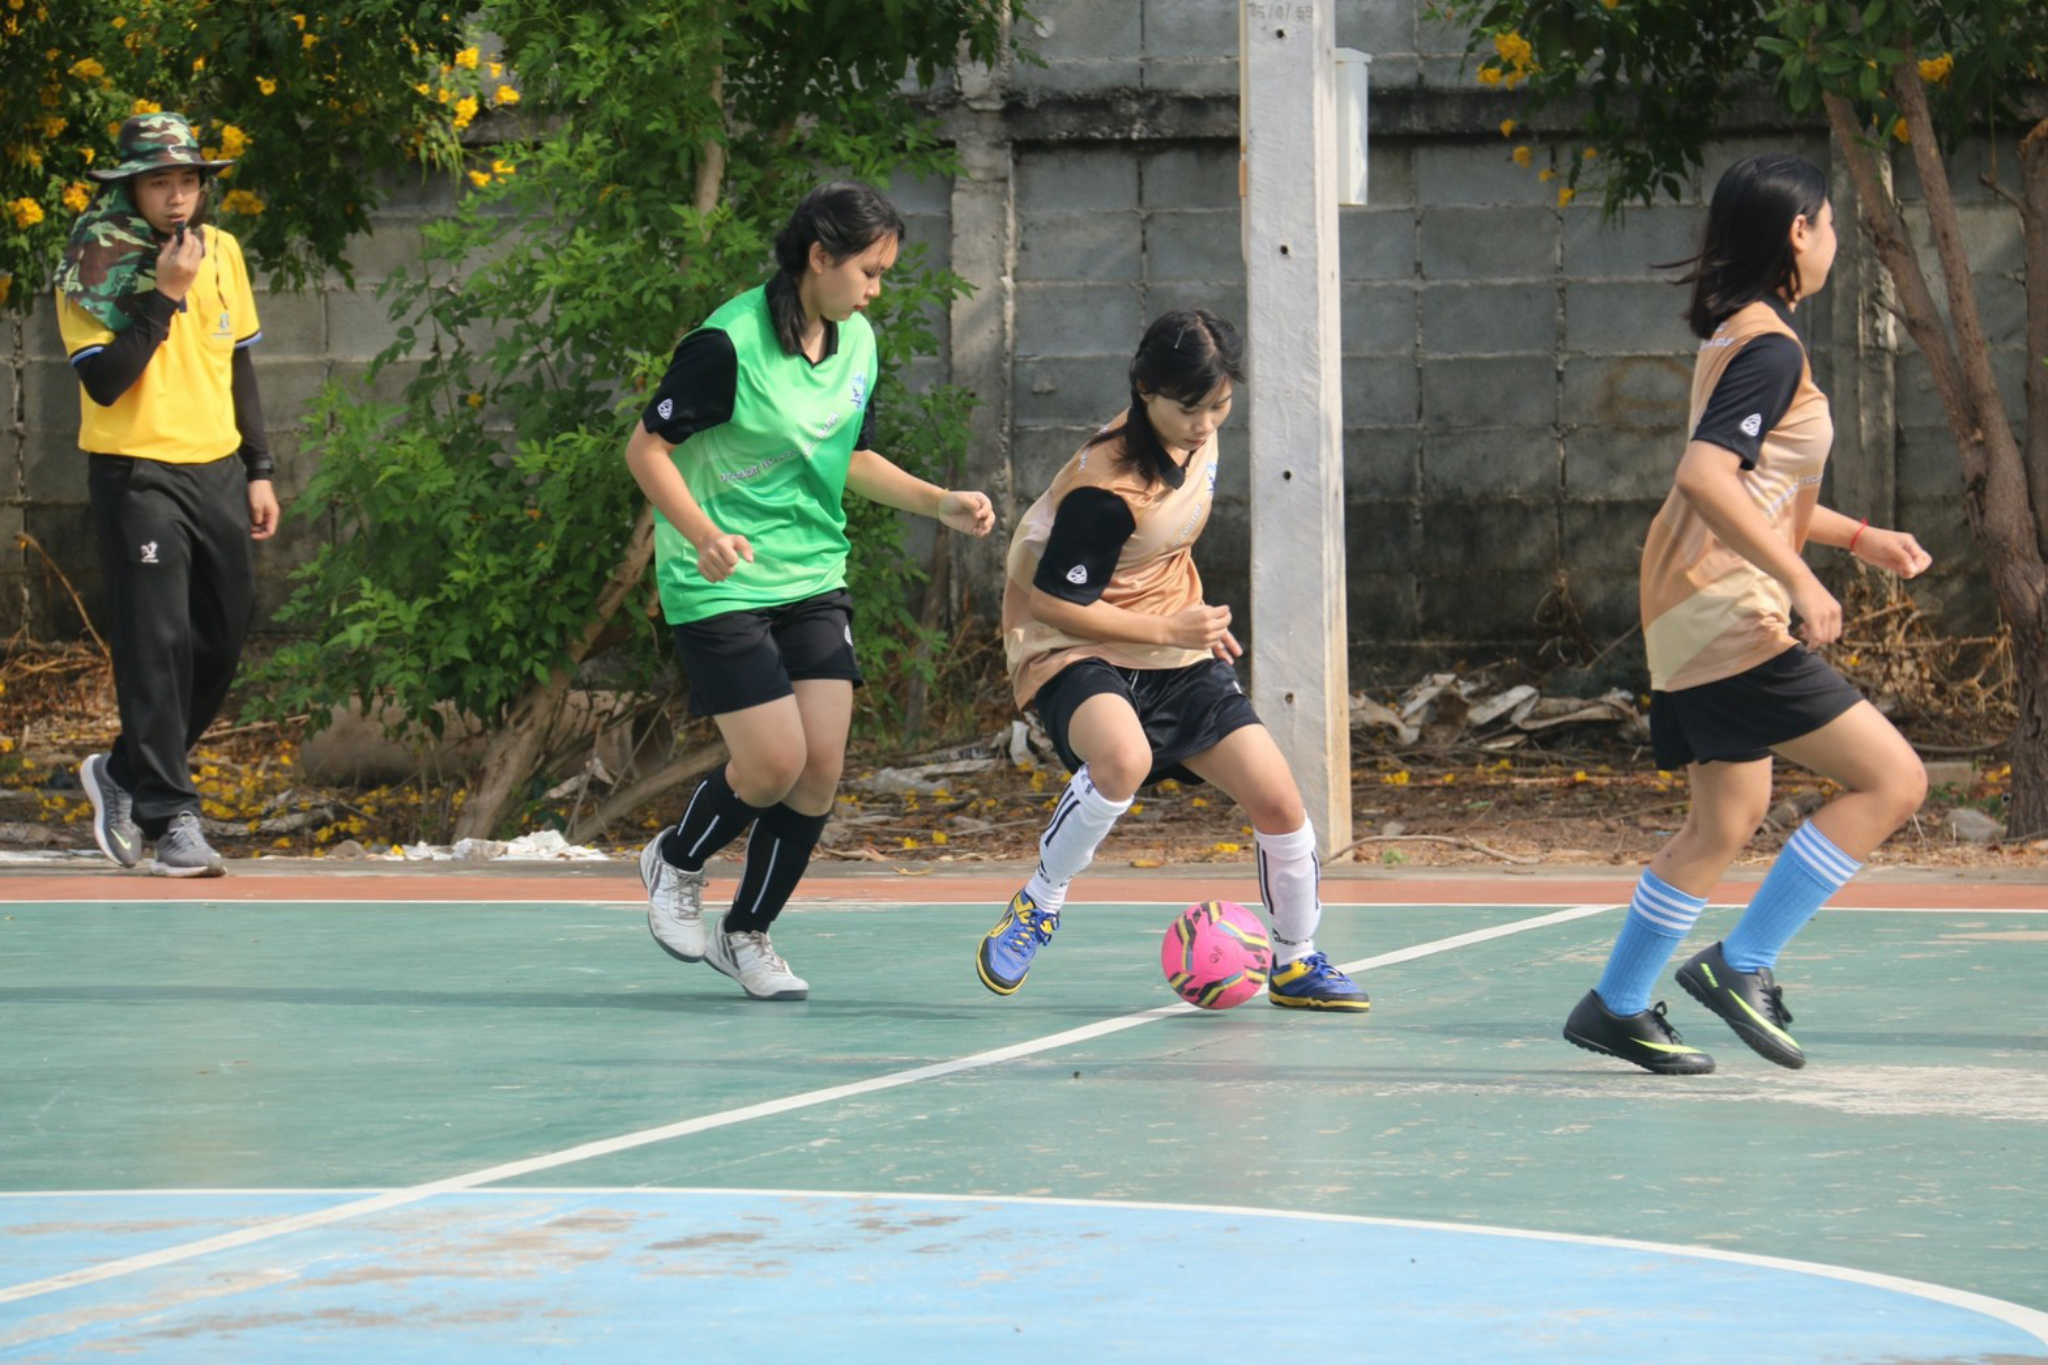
[1563,153,1933,1075]
[976,310,1367,1011]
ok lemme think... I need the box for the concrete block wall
[0,0,2016,682]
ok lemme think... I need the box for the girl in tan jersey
[974,310,1367,1011]
[1564,154,1932,1076]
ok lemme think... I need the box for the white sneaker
[640,831,708,962]
[706,919,809,1000]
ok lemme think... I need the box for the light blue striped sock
[1723,821,1861,972]
[1596,869,1709,1017]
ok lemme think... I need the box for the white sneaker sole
[151,859,226,879]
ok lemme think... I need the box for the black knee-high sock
[722,804,830,934]
[661,767,769,871]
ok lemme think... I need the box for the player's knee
[1874,760,1929,829]
[1086,746,1149,800]
[733,751,806,807]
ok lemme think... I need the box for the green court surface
[2,892,2044,1358]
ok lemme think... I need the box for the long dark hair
[1087,309,1246,484]
[1669,153,1829,339]
[765,181,905,356]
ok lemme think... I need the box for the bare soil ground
[3,638,2035,876]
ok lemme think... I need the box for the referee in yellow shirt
[53,114,278,877]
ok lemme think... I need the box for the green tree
[257,0,1025,841]
[1438,0,2048,838]
[2,0,469,307]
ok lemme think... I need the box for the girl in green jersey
[625,183,994,1000]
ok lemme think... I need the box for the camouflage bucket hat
[87,112,234,183]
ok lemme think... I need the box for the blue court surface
[2,887,2044,1360]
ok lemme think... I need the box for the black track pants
[88,454,253,837]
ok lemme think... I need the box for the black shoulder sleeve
[232,345,273,481]
[856,391,878,450]
[1032,486,1137,606]
[1691,334,1806,470]
[641,328,737,444]
[71,291,179,407]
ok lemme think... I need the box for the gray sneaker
[79,753,143,868]
[640,830,708,962]
[152,811,226,878]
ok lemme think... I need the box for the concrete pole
[1240,0,1352,857]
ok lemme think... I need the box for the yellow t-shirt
[55,224,261,464]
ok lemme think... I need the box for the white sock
[1023,766,1132,915]
[1257,820,1321,963]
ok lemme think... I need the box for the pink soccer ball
[1160,900,1272,1010]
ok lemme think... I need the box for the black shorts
[670,588,863,718]
[1650,644,1864,769]
[1032,656,1261,787]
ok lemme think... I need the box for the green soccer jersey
[641,285,879,624]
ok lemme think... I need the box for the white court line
[0,901,1616,1306]
[4,897,2042,911]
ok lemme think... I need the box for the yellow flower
[1557,186,1576,206]
[1211,842,1242,854]
[466,391,485,407]
[1499,118,1516,138]
[1492,31,1534,68]
[0,275,9,307]
[932,831,949,845]
[68,57,103,79]
[1573,769,1589,782]
[490,158,515,176]
[1476,64,1503,87]
[131,98,161,115]
[8,197,44,228]
[60,181,89,212]
[291,12,305,28]
[454,45,479,69]
[39,114,66,138]
[302,31,318,48]
[258,76,277,95]
[220,189,265,215]
[192,56,205,72]
[493,84,520,107]
[467,168,491,187]
[1892,116,1910,143]
[1918,53,1954,85]
[1538,167,1555,182]
[1583,146,1599,159]
[488,61,502,79]
[217,124,248,157]
[1512,144,1532,168]
[900,836,919,850]
[1602,0,1619,8]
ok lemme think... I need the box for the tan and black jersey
[1641,298,1834,693]
[1004,415,1219,707]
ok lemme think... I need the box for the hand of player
[1164,603,1233,652]
[1853,526,1932,579]
[694,531,754,583]
[936,489,994,538]
[1789,574,1842,647]
[1211,628,1243,662]
[155,224,204,301]
[247,479,280,541]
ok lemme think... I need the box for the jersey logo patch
[1740,412,1764,437]
[656,398,674,421]
[850,373,867,408]
[214,311,233,338]
[1065,564,1088,586]
[139,541,159,565]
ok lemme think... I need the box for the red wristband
[1848,518,1869,554]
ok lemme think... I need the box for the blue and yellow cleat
[1267,951,1371,1012]
[977,890,1059,996]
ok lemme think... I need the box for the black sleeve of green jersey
[1691,334,1804,470]
[641,328,737,444]
[1032,486,1137,606]
[856,395,877,450]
